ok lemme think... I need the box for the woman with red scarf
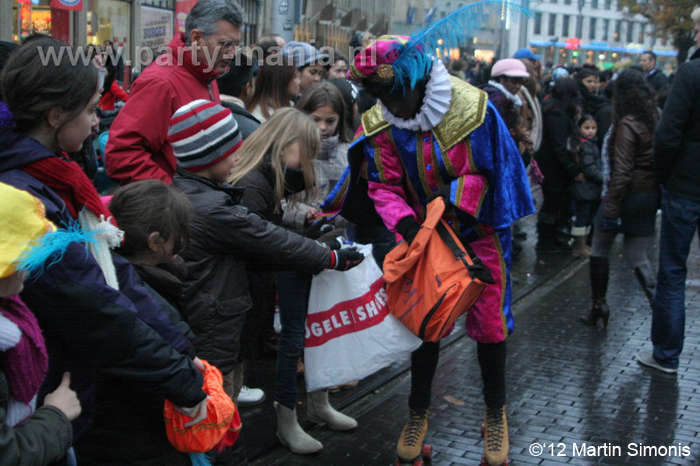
[0,38,208,460]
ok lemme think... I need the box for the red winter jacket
[98,80,129,111]
[105,33,221,185]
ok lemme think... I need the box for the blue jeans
[274,270,312,409]
[652,189,700,369]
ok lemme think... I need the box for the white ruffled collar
[380,60,452,131]
[487,80,523,108]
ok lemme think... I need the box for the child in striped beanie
[168,99,243,183]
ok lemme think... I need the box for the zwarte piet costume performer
[325,29,534,464]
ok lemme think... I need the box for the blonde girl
[229,108,359,454]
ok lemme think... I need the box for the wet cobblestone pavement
[244,210,699,465]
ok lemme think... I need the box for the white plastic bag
[304,243,422,391]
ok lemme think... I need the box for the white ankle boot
[306,390,358,431]
[274,401,323,454]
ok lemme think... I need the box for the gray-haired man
[106,0,244,185]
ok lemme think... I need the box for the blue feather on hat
[392,0,533,88]
[16,219,99,279]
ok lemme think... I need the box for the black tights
[409,340,506,410]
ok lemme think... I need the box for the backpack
[383,197,495,342]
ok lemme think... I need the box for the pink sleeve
[448,174,488,219]
[364,132,417,233]
[443,141,488,220]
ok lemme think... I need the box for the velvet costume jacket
[325,77,534,342]
[326,77,533,240]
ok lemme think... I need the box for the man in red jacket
[105,0,244,185]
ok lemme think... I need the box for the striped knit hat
[168,99,242,172]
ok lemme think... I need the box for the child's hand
[306,208,319,222]
[44,372,82,421]
[176,396,210,428]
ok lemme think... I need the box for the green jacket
[0,370,72,466]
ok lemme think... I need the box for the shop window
[12,0,55,43]
[86,0,132,62]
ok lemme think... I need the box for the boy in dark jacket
[169,100,363,403]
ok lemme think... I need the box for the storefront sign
[140,5,173,50]
[49,0,83,11]
[175,0,198,33]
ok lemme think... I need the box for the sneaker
[237,386,266,405]
[636,351,677,374]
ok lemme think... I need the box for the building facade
[506,0,677,69]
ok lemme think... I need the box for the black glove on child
[320,237,343,250]
[396,216,421,245]
[305,217,333,239]
[328,248,365,271]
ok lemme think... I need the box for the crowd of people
[0,0,699,465]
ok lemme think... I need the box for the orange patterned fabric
[164,360,242,453]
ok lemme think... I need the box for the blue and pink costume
[325,38,533,344]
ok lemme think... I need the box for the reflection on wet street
[249,209,699,465]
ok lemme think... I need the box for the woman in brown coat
[582,69,659,329]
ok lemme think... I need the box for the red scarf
[22,155,116,226]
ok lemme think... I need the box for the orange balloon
[164,360,242,453]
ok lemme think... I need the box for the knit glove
[328,248,364,271]
[305,217,333,239]
[396,216,421,245]
[320,237,344,250]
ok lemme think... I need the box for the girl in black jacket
[76,180,197,465]
[230,108,360,455]
[568,115,603,257]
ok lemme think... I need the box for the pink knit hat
[491,58,529,78]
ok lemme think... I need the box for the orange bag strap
[435,220,496,284]
[383,198,447,282]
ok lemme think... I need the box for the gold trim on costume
[416,134,431,195]
[359,77,487,152]
[368,137,388,184]
[432,77,488,150]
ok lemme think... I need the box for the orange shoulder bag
[383,197,495,342]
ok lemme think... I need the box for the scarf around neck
[0,295,48,407]
[487,80,523,108]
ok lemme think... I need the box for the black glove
[396,216,421,245]
[305,217,333,239]
[328,248,365,271]
[320,237,343,250]
[425,184,451,204]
